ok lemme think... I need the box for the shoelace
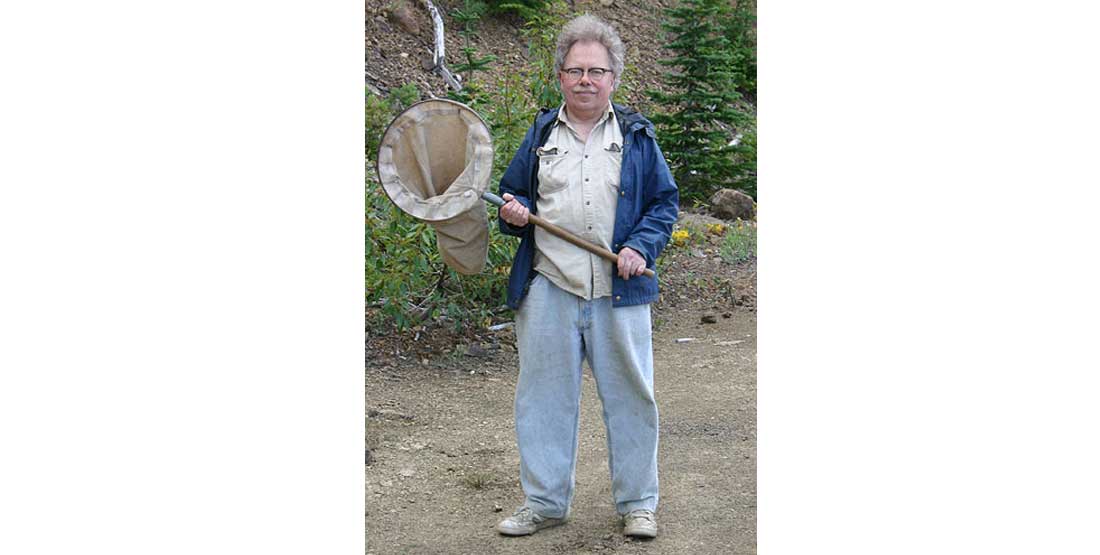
[625,510,655,524]
[511,506,539,523]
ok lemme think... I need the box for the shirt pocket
[603,146,623,191]
[536,145,570,196]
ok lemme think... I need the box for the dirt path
[366,304,756,554]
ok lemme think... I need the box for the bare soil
[366,218,757,554]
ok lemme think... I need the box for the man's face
[559,40,615,117]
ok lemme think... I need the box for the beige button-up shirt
[533,103,624,300]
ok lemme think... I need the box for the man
[494,14,679,539]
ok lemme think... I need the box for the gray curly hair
[553,14,625,89]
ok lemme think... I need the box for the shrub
[719,220,757,263]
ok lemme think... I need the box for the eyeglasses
[561,67,613,82]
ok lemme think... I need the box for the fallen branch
[422,0,462,90]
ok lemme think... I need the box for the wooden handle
[527,214,655,279]
[483,191,654,279]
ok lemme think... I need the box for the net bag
[376,98,494,275]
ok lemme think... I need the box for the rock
[493,503,503,512]
[399,467,416,478]
[723,312,732,318]
[679,211,730,229]
[365,448,374,465]
[465,343,490,357]
[701,314,718,324]
[709,188,755,221]
[386,1,420,36]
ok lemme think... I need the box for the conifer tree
[648,0,753,201]
[448,0,497,106]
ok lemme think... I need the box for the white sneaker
[496,506,567,536]
[622,509,658,538]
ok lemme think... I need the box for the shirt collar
[557,102,614,127]
[556,103,621,150]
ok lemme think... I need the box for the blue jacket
[498,103,679,309]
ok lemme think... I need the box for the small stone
[701,314,718,324]
[723,312,732,318]
[493,503,502,512]
[399,468,415,478]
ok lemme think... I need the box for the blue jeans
[513,273,659,518]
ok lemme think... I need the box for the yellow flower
[705,223,726,235]
[671,229,690,246]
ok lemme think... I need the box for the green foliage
[365,170,519,333]
[484,72,534,184]
[648,0,755,202]
[365,92,390,162]
[514,0,569,109]
[730,125,756,198]
[487,0,554,19]
[719,221,757,263]
[388,83,420,113]
[366,84,422,164]
[451,1,498,86]
[723,0,757,101]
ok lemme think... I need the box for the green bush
[365,175,519,332]
[719,221,757,263]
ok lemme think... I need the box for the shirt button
[585,177,589,182]
[615,295,621,301]
[620,190,625,196]
[586,201,590,205]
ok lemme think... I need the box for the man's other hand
[500,193,530,227]
[616,247,646,280]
